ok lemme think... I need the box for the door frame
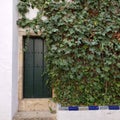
[18,28,55,111]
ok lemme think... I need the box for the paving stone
[13,111,56,120]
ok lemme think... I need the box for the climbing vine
[17,0,120,106]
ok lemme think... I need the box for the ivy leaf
[116,63,120,68]
[102,67,110,72]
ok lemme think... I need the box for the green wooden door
[23,36,52,98]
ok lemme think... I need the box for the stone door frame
[18,28,55,111]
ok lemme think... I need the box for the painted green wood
[34,38,43,98]
[23,38,34,98]
[23,36,52,98]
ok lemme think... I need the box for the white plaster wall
[12,0,18,118]
[26,8,38,20]
[0,0,18,120]
[57,110,120,120]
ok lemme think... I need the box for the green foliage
[17,0,120,106]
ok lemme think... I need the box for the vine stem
[98,0,100,10]
[85,0,88,7]
[105,81,108,94]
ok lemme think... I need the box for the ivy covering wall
[17,0,120,106]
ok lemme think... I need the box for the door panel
[34,67,43,98]
[23,36,52,98]
[24,38,34,98]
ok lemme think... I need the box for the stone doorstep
[13,111,56,120]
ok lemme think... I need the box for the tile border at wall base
[58,104,120,111]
